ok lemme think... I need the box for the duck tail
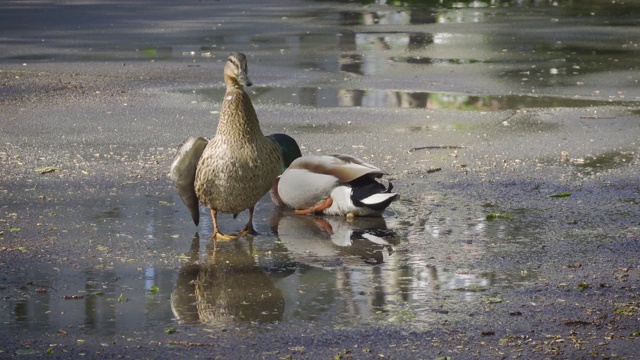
[170,137,208,226]
[351,179,398,212]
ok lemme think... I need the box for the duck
[267,135,398,217]
[170,52,284,240]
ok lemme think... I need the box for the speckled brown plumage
[193,52,283,239]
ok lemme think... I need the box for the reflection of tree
[426,93,501,110]
[435,1,640,87]
[337,30,434,75]
[337,89,502,110]
[393,194,540,301]
[83,269,119,335]
[338,54,364,75]
[337,29,363,75]
[337,88,364,107]
[171,234,285,325]
[337,10,435,76]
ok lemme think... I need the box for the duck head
[267,133,302,171]
[224,52,253,90]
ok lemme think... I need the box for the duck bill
[238,72,252,87]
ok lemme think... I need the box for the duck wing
[277,154,386,210]
[289,154,385,183]
[170,137,208,225]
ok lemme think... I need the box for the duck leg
[294,198,333,215]
[238,206,258,236]
[310,217,334,234]
[210,209,237,241]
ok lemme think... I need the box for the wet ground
[1,0,640,358]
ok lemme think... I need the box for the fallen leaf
[563,320,592,326]
[35,166,58,174]
[486,213,513,221]
[576,282,589,291]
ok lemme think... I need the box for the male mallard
[267,135,398,217]
[170,52,283,240]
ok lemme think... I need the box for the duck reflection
[172,215,399,326]
[266,211,401,322]
[269,211,399,267]
[171,234,285,325]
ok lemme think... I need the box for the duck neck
[216,87,264,140]
[224,74,244,90]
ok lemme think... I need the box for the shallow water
[0,190,544,336]
[181,86,634,110]
[1,0,639,342]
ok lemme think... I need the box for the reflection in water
[1,193,546,333]
[185,86,630,111]
[159,0,640,111]
[390,195,541,306]
[267,212,404,323]
[171,215,402,326]
[328,0,640,100]
[269,212,399,267]
[171,234,285,325]
[336,28,435,76]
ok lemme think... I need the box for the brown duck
[170,52,283,240]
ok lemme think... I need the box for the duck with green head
[267,134,398,217]
[170,52,284,240]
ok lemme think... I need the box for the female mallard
[267,135,398,217]
[170,52,283,240]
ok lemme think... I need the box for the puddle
[1,189,544,334]
[179,86,631,110]
[5,0,638,107]
[540,149,639,177]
